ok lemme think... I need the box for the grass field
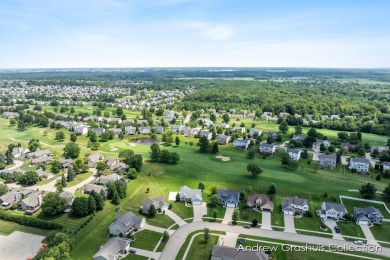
[35,211,91,233]
[337,221,365,239]
[132,230,162,251]
[0,219,52,236]
[171,202,194,220]
[175,231,223,260]
[341,198,390,219]
[370,223,390,243]
[66,171,94,187]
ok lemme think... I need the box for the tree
[162,231,169,242]
[90,190,104,210]
[72,197,89,217]
[210,186,217,195]
[209,194,220,206]
[125,154,143,172]
[198,182,205,191]
[213,209,218,219]
[383,183,390,202]
[28,138,41,152]
[41,192,67,216]
[222,113,230,123]
[51,160,62,174]
[116,107,124,117]
[64,142,80,159]
[279,120,289,134]
[17,120,26,131]
[301,149,308,159]
[203,228,210,242]
[89,132,98,143]
[115,180,127,199]
[149,204,157,217]
[288,160,299,171]
[67,166,75,182]
[199,136,210,153]
[294,126,302,135]
[247,163,262,178]
[358,148,366,156]
[247,145,257,159]
[359,183,377,199]
[61,174,67,187]
[170,152,180,164]
[55,131,65,141]
[211,142,219,154]
[150,143,161,161]
[70,133,77,142]
[252,218,258,227]
[107,182,118,200]
[18,171,39,185]
[88,195,96,214]
[175,192,180,202]
[111,189,120,205]
[162,131,174,145]
[175,136,180,146]
[268,183,277,194]
[320,143,326,152]
[0,184,8,196]
[232,209,238,224]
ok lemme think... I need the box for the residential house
[106,157,127,173]
[109,128,122,137]
[282,196,309,215]
[59,191,74,210]
[74,125,89,135]
[199,130,212,140]
[0,189,23,209]
[30,156,54,165]
[384,162,390,173]
[59,158,73,169]
[353,206,384,225]
[91,127,106,136]
[340,143,357,152]
[314,139,331,149]
[141,196,169,214]
[139,126,151,135]
[124,126,136,135]
[260,112,272,121]
[349,158,370,173]
[259,143,276,154]
[248,128,262,138]
[279,112,289,118]
[320,202,346,220]
[171,125,184,133]
[267,132,281,140]
[292,135,306,142]
[93,237,130,260]
[211,245,268,260]
[218,123,230,129]
[232,126,245,134]
[217,188,240,208]
[217,134,231,145]
[320,154,337,169]
[26,149,51,159]
[18,191,42,215]
[109,211,146,236]
[156,126,164,134]
[2,112,20,119]
[96,173,122,185]
[88,153,103,167]
[247,194,274,212]
[286,148,301,161]
[183,127,199,137]
[371,146,389,155]
[232,138,250,150]
[179,186,202,205]
[36,168,53,179]
[83,184,107,195]
[11,147,30,159]
[202,119,214,127]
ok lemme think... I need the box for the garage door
[358,220,369,225]
[226,203,236,208]
[263,208,271,212]
[192,200,201,205]
[284,210,293,215]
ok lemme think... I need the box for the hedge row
[0,211,63,230]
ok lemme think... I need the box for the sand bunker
[129,143,138,147]
[216,155,230,161]
[110,147,118,151]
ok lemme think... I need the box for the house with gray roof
[30,156,54,165]
[91,127,106,135]
[340,143,357,152]
[349,158,370,173]
[282,196,309,215]
[232,138,250,150]
[314,139,331,149]
[11,147,30,159]
[211,245,268,260]
[371,146,389,155]
[218,188,240,208]
[232,126,245,134]
[248,128,262,138]
[141,196,169,214]
[286,148,301,161]
[320,202,346,220]
[26,149,51,159]
[156,126,164,134]
[179,186,202,205]
[199,130,212,140]
[18,191,42,215]
[0,188,22,209]
[88,153,103,167]
[320,154,337,169]
[267,132,281,140]
[217,134,231,145]
[292,135,306,142]
[93,237,130,260]
[125,126,136,135]
[59,191,74,210]
[109,211,146,236]
[247,194,274,212]
[353,206,384,225]
[109,128,122,137]
[259,143,276,154]
[83,184,107,195]
[139,126,151,135]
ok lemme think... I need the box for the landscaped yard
[294,215,332,234]
[337,221,366,239]
[176,232,219,260]
[171,202,194,220]
[132,230,162,251]
[0,219,52,237]
[341,198,390,219]
[370,223,390,244]
[66,170,94,187]
[35,211,92,233]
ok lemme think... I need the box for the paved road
[322,219,345,240]
[222,208,235,224]
[159,222,390,260]
[130,248,161,259]
[360,224,380,246]
[5,160,24,171]
[283,215,296,233]
[183,114,191,124]
[260,212,272,230]
[64,168,97,194]
[165,210,187,227]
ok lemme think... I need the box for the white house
[384,162,390,173]
[232,126,245,134]
[96,173,122,185]
[320,202,346,220]
[74,125,89,135]
[109,211,145,236]
[232,138,250,150]
[281,196,309,215]
[217,134,231,145]
[259,143,276,154]
[248,128,262,138]
[125,126,136,135]
[199,130,212,140]
[349,158,370,173]
[286,148,301,161]
[179,186,202,205]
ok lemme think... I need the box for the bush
[304,211,313,218]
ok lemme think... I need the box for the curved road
[160,222,390,259]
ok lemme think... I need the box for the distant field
[0,219,50,237]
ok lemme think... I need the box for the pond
[130,137,161,145]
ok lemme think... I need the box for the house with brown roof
[247,194,274,212]
[141,196,169,214]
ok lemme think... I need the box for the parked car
[334,226,340,233]
[129,249,137,253]
[354,240,364,245]
[243,225,251,229]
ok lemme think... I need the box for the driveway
[165,210,187,227]
[193,202,207,222]
[219,232,238,247]
[222,207,235,224]
[322,219,344,240]
[360,224,380,246]
[5,160,23,171]
[341,156,350,166]
[0,231,45,260]
[130,248,161,259]
[365,153,376,168]
[283,215,296,233]
[261,211,272,230]
[142,224,175,236]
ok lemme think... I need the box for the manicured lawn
[238,206,262,223]
[176,232,219,260]
[132,230,162,251]
[341,198,390,219]
[337,221,365,239]
[156,237,168,252]
[67,171,94,187]
[295,216,331,234]
[35,211,91,233]
[370,223,390,243]
[205,204,226,219]
[122,254,148,260]
[143,214,176,229]
[171,202,194,220]
[0,219,52,237]
[271,196,284,228]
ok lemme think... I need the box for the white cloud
[184,21,234,40]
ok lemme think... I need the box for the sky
[0,0,390,68]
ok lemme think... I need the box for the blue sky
[0,0,389,68]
